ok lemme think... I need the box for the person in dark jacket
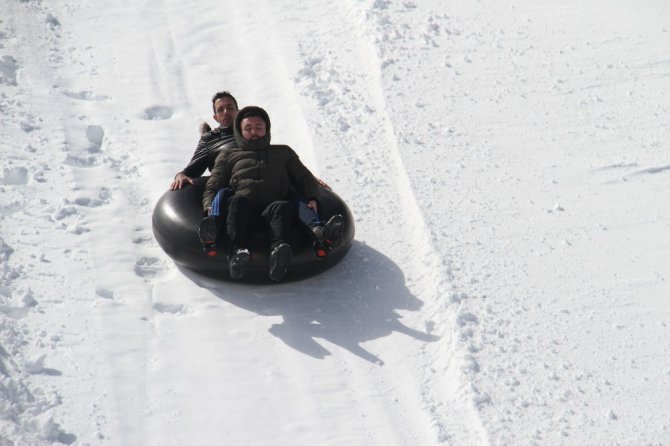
[170,91,336,260]
[170,90,331,192]
[170,91,239,190]
[202,106,343,281]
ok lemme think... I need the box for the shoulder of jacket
[271,144,296,155]
[213,148,230,162]
[218,147,245,159]
[199,130,217,142]
[201,126,231,141]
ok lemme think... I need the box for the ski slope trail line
[275,0,489,443]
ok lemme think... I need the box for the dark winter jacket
[179,125,237,179]
[202,106,319,211]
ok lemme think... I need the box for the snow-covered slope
[1,0,669,444]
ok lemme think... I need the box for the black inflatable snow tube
[152,178,354,282]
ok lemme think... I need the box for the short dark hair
[211,91,238,113]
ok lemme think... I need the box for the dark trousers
[213,188,320,229]
[227,195,294,250]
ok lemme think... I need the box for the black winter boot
[269,242,292,282]
[228,248,250,280]
[198,216,219,257]
[312,214,344,258]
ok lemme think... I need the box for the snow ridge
[357,2,489,442]
[290,1,488,442]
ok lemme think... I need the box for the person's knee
[229,195,250,211]
[276,200,293,213]
[263,200,292,217]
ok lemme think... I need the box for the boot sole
[198,217,219,257]
[315,214,344,258]
[269,244,292,282]
[228,250,250,279]
[323,214,344,243]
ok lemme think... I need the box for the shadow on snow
[181,241,439,366]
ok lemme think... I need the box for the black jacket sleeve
[181,135,212,179]
[284,147,320,201]
[180,127,237,178]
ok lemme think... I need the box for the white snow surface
[1,0,670,444]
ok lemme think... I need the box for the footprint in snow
[0,55,18,86]
[134,256,165,278]
[63,125,106,165]
[64,152,98,167]
[457,311,480,327]
[45,13,61,31]
[86,125,104,153]
[20,116,40,133]
[67,187,112,208]
[142,105,173,120]
[153,302,188,315]
[1,166,29,185]
[96,288,114,299]
[53,205,78,221]
[132,228,153,245]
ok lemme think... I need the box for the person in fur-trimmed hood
[202,106,340,281]
[170,91,239,190]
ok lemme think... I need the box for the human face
[212,97,238,127]
[240,116,267,140]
